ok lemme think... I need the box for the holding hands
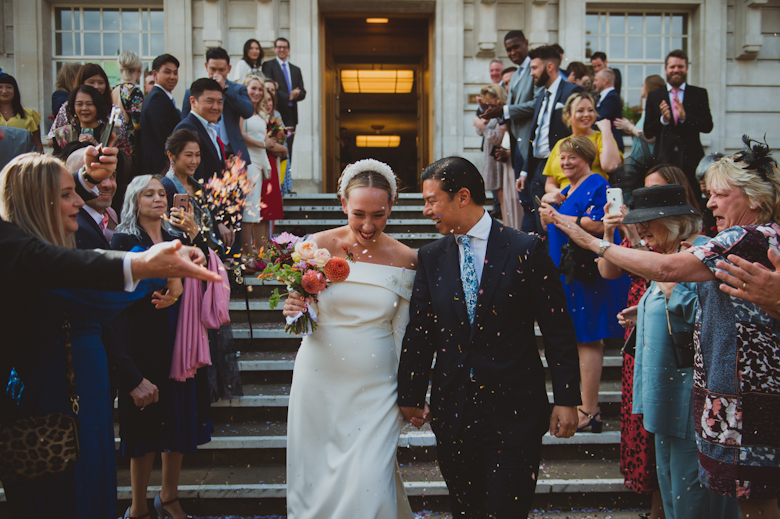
[400,404,431,430]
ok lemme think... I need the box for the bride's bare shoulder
[311,227,350,255]
[385,238,418,270]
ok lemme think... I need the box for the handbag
[202,249,231,329]
[0,315,80,483]
[665,296,695,369]
[558,218,599,285]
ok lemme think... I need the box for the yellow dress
[542,131,622,189]
[0,107,41,133]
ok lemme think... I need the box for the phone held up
[173,193,190,211]
[606,188,623,216]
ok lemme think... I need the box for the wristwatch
[631,239,647,249]
[598,240,611,258]
[80,166,100,185]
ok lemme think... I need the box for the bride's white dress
[286,261,416,519]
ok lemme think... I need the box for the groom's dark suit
[398,217,580,517]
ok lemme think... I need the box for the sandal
[123,508,149,519]
[576,407,602,433]
[154,493,194,519]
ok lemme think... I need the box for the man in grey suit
[482,30,541,232]
[0,126,35,170]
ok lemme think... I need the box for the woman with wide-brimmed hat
[549,137,780,519]
[609,184,740,518]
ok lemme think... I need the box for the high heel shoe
[154,493,194,519]
[576,407,603,433]
[123,507,149,519]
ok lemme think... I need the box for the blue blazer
[140,87,181,176]
[182,80,255,165]
[173,113,225,183]
[522,80,584,163]
[596,89,625,152]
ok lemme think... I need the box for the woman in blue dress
[0,153,164,519]
[539,136,630,432]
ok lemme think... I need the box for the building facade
[2,0,778,192]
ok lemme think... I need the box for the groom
[398,157,580,518]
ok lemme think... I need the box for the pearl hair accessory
[338,159,398,200]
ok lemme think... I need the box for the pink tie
[671,88,680,125]
[100,213,109,233]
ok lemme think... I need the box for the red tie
[216,136,226,161]
[100,213,109,233]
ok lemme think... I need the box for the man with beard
[518,45,583,234]
[644,49,713,199]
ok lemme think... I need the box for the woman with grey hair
[607,185,740,518]
[112,175,212,519]
[551,137,780,519]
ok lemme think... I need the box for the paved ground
[191,512,648,519]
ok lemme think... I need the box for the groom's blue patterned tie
[459,235,478,325]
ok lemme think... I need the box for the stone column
[289,0,320,192]
[256,0,279,52]
[434,0,464,158]
[526,0,550,49]
[557,0,586,62]
[699,0,727,153]
[14,0,45,125]
[475,0,498,57]
[165,0,193,103]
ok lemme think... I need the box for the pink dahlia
[301,269,328,294]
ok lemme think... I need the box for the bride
[282,159,419,519]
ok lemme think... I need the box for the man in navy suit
[141,54,181,176]
[398,157,579,518]
[593,68,624,153]
[518,45,584,234]
[644,49,713,200]
[175,78,236,249]
[262,37,306,158]
[182,47,255,166]
[590,52,622,99]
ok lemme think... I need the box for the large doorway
[321,15,432,193]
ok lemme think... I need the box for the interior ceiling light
[341,70,414,94]
[366,18,389,23]
[356,135,401,148]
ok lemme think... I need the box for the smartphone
[534,195,543,207]
[173,193,189,211]
[606,188,623,215]
[100,106,124,149]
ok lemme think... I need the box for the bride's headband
[338,159,398,199]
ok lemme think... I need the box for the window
[53,7,164,85]
[586,12,688,108]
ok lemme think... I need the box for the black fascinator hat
[733,135,778,182]
[623,184,700,224]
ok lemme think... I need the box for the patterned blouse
[48,101,131,157]
[116,82,143,154]
[688,222,780,499]
[0,108,41,133]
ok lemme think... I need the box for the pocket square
[554,102,565,110]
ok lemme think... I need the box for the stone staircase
[9,194,648,517]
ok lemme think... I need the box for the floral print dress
[689,223,780,499]
[115,82,143,156]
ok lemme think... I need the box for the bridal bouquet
[259,233,350,335]
[267,117,287,144]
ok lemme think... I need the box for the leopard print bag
[0,316,81,483]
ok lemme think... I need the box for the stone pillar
[165,0,193,103]
[557,0,586,62]
[289,0,320,192]
[734,0,766,60]
[14,0,45,124]
[475,0,498,57]
[699,0,727,153]
[526,0,549,49]
[435,0,464,158]
[202,0,226,49]
[256,0,279,52]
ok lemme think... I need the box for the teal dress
[633,237,740,519]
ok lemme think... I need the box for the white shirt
[597,86,615,107]
[503,56,531,119]
[661,82,686,125]
[82,204,104,228]
[534,75,563,159]
[454,210,492,285]
[191,111,222,159]
[276,56,288,66]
